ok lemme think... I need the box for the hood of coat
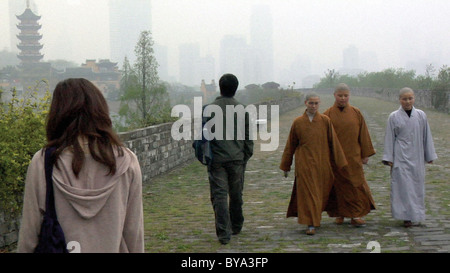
[52,147,133,220]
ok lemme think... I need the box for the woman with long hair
[18,78,144,253]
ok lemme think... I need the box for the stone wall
[0,212,19,250]
[118,122,195,182]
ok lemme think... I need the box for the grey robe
[382,106,437,222]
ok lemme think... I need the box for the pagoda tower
[16,0,44,67]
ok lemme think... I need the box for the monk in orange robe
[323,83,376,227]
[280,93,347,235]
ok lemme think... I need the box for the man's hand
[283,171,289,178]
[362,157,369,164]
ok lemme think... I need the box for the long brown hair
[45,78,124,177]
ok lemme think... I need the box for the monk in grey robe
[382,87,437,227]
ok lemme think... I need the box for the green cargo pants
[207,160,246,244]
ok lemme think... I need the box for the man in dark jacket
[207,74,254,245]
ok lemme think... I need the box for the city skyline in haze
[1,0,450,87]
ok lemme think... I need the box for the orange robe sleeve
[327,120,348,169]
[356,108,376,158]
[280,119,299,172]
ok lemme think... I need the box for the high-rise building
[279,54,312,88]
[217,5,273,86]
[109,0,152,67]
[154,43,169,82]
[249,5,274,84]
[195,55,215,86]
[178,43,216,87]
[178,43,200,86]
[360,51,379,73]
[341,45,363,76]
[343,45,359,70]
[219,35,248,84]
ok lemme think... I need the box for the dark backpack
[192,105,213,166]
[34,147,68,253]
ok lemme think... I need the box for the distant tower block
[16,1,44,67]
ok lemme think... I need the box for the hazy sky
[1,0,450,84]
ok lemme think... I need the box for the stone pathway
[143,94,450,253]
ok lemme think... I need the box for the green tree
[336,74,359,88]
[244,84,260,90]
[0,82,50,215]
[261,81,280,90]
[314,69,340,88]
[417,64,436,90]
[325,69,339,88]
[431,65,450,110]
[119,31,171,130]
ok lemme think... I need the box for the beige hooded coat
[17,147,144,253]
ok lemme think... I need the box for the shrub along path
[143,94,450,253]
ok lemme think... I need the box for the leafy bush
[431,66,450,111]
[314,68,419,89]
[0,85,50,216]
[236,84,301,105]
